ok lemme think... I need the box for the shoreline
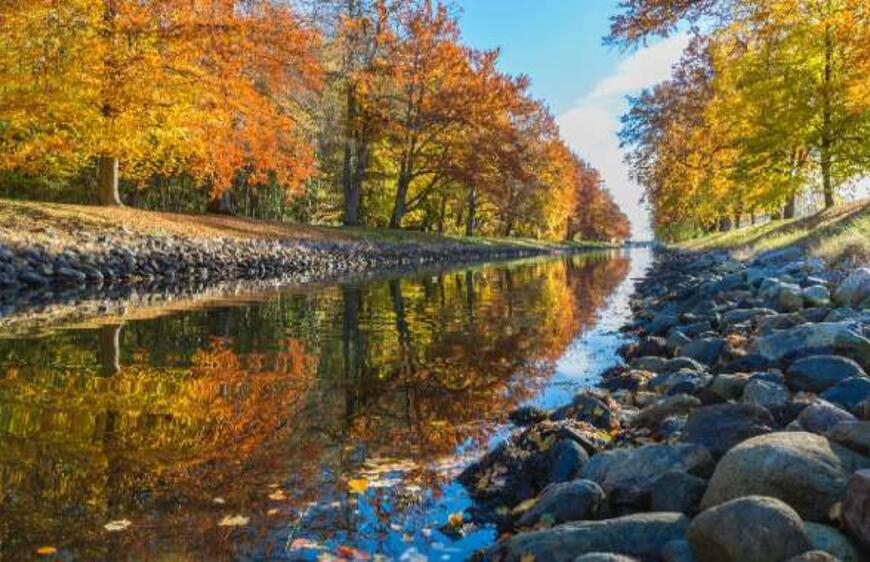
[466,245,870,561]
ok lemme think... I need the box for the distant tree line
[0,0,630,242]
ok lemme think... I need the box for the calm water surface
[0,250,650,561]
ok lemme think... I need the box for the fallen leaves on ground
[218,515,250,527]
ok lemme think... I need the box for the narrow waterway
[0,249,650,561]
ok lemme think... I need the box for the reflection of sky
[290,250,651,561]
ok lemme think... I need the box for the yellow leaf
[511,498,539,514]
[36,546,57,556]
[218,514,250,527]
[348,478,369,494]
[448,511,464,528]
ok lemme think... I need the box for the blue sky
[455,0,689,239]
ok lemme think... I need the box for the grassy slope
[676,198,870,264]
[0,198,614,252]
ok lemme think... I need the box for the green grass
[675,198,870,264]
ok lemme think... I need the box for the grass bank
[675,198,870,265]
[0,198,614,253]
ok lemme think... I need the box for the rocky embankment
[0,226,568,321]
[464,247,870,562]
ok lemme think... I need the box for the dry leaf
[104,519,132,532]
[347,478,369,494]
[218,514,250,527]
[447,511,464,528]
[36,546,57,556]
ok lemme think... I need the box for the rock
[56,266,87,284]
[683,403,775,457]
[821,377,870,415]
[707,374,750,401]
[649,471,707,515]
[668,330,693,353]
[573,555,639,562]
[687,496,813,562]
[843,469,870,550]
[827,421,870,455]
[18,270,49,286]
[637,336,669,357]
[797,400,857,434]
[701,432,870,521]
[785,552,839,562]
[509,405,549,426]
[679,338,726,366]
[803,522,862,562]
[834,268,870,307]
[484,513,690,562]
[785,355,867,393]
[634,394,701,429]
[632,356,669,372]
[649,371,713,395]
[661,540,696,562]
[803,285,831,307]
[758,313,807,335]
[582,443,714,496]
[649,311,680,335]
[755,322,870,365]
[778,283,806,312]
[552,390,621,431]
[548,438,590,483]
[720,308,776,328]
[662,357,708,373]
[516,479,605,527]
[741,378,790,410]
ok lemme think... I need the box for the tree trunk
[98,324,122,376]
[342,88,362,226]
[98,156,122,206]
[821,11,835,210]
[389,172,411,229]
[465,187,477,237]
[437,194,447,234]
[783,194,797,219]
[719,217,732,232]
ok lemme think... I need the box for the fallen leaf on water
[289,538,320,551]
[347,478,369,494]
[36,546,57,556]
[268,490,288,501]
[104,519,132,532]
[218,515,250,527]
[447,511,464,528]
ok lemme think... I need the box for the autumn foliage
[0,0,629,242]
[613,0,870,241]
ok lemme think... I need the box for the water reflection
[0,252,632,561]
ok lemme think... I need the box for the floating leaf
[347,478,369,494]
[447,511,464,528]
[36,546,57,556]
[218,514,250,527]
[104,519,132,532]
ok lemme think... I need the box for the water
[0,250,650,561]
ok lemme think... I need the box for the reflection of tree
[0,253,631,560]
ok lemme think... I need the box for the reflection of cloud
[558,34,690,240]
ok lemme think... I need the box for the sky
[455,0,690,240]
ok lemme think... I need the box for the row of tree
[613,0,870,241]
[0,0,630,242]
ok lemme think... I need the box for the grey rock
[517,479,605,528]
[797,400,856,434]
[701,431,870,521]
[484,512,690,562]
[834,268,870,307]
[582,443,713,495]
[719,307,776,328]
[741,378,790,410]
[755,322,870,364]
[574,555,639,562]
[827,421,870,455]
[649,471,707,515]
[684,403,774,457]
[803,285,831,307]
[634,394,701,429]
[661,540,696,562]
[778,282,806,312]
[687,495,813,562]
[785,551,840,562]
[821,377,870,415]
[548,438,590,483]
[679,338,726,366]
[786,355,867,393]
[843,469,870,550]
[707,374,750,401]
[804,522,862,562]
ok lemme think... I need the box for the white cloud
[558,33,690,240]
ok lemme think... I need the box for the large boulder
[755,322,870,364]
[803,522,862,562]
[797,400,857,434]
[834,268,870,307]
[843,469,870,550]
[649,471,708,515]
[687,496,813,562]
[484,513,690,562]
[516,479,605,528]
[700,432,870,521]
[821,377,870,415]
[683,403,775,457]
[785,355,867,393]
[582,443,714,497]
